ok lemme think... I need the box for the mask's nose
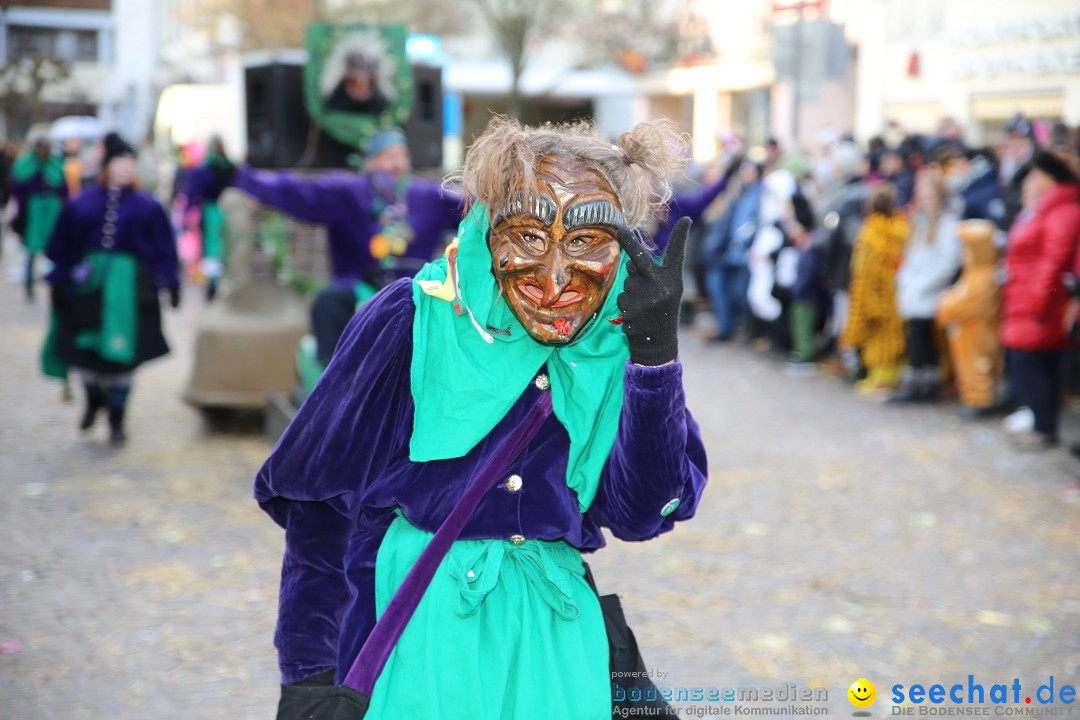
[538,248,572,307]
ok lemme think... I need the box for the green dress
[365,513,612,720]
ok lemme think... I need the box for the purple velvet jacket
[234,167,462,284]
[254,278,709,684]
[45,186,178,288]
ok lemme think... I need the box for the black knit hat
[1031,149,1079,185]
[103,132,135,167]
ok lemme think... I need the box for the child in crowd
[936,219,1003,417]
[890,167,962,403]
[784,192,826,365]
[841,183,909,393]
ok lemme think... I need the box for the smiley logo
[848,678,876,708]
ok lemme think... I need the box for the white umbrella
[48,116,105,142]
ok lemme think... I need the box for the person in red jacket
[1002,149,1080,450]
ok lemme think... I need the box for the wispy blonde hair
[450,116,689,232]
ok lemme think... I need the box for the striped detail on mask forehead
[493,191,558,227]
[563,200,625,231]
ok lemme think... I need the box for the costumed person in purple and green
[254,117,709,719]
[187,136,235,301]
[229,127,462,366]
[42,132,180,446]
[10,138,68,302]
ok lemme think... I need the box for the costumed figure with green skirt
[187,136,235,301]
[43,133,180,446]
[255,117,709,719]
[10,138,67,302]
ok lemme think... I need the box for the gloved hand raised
[615,217,690,367]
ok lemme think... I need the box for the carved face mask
[488,155,624,345]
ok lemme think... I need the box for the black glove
[168,284,181,309]
[616,217,689,366]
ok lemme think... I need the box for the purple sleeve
[428,180,464,228]
[589,360,708,541]
[410,179,464,230]
[235,166,362,224]
[145,198,179,288]
[44,201,82,281]
[654,175,730,252]
[673,175,729,222]
[254,279,415,683]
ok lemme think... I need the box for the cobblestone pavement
[3,252,1080,719]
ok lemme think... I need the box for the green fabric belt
[74,250,138,364]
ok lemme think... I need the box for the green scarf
[74,250,138,365]
[410,203,630,512]
[11,151,64,184]
[12,152,65,253]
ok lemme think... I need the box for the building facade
[854,0,1080,145]
[0,0,114,135]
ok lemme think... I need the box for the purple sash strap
[344,392,554,694]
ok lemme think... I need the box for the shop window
[7,25,98,62]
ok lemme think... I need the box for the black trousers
[906,318,939,369]
[311,285,357,366]
[1009,349,1067,439]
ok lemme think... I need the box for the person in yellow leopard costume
[841,183,909,393]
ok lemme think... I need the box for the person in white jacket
[890,166,963,402]
[747,168,797,342]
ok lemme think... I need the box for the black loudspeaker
[244,61,443,170]
[403,64,443,170]
[244,62,355,169]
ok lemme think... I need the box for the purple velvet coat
[45,186,178,288]
[44,186,179,372]
[254,278,709,685]
[234,167,462,285]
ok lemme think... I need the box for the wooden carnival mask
[488,155,624,345]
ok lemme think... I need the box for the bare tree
[191,0,320,51]
[0,56,72,137]
[320,0,471,36]
[469,0,577,120]
[580,0,694,73]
